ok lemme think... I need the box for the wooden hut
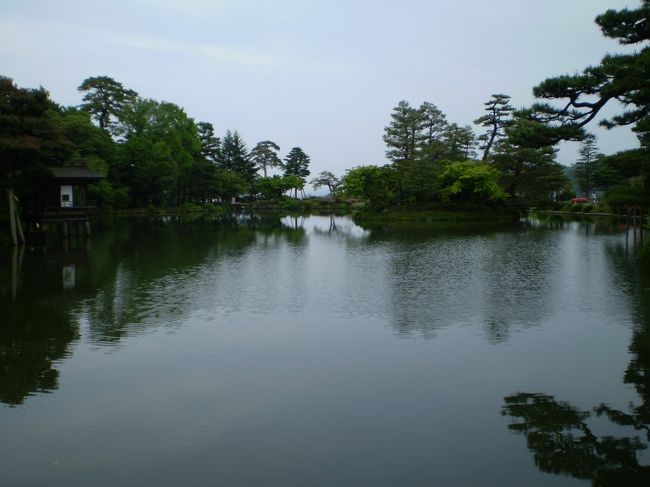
[22,162,103,238]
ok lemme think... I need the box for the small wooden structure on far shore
[21,161,103,242]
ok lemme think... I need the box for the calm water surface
[1,215,649,486]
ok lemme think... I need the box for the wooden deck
[24,206,96,223]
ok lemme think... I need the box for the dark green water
[1,215,649,486]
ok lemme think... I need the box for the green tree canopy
[310,170,342,198]
[383,100,426,165]
[250,140,282,177]
[342,165,398,211]
[113,98,201,206]
[443,124,477,161]
[0,76,74,184]
[438,161,506,204]
[525,1,650,146]
[197,122,221,164]
[491,119,570,206]
[78,76,138,133]
[220,130,256,184]
[419,102,448,164]
[574,133,603,197]
[283,147,311,197]
[254,175,298,200]
[474,94,514,160]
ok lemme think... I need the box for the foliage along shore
[352,205,521,225]
[2,1,650,248]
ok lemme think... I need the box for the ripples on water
[0,215,648,486]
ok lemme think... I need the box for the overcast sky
[0,0,641,179]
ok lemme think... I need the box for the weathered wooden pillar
[15,208,25,244]
[84,220,92,236]
[7,188,17,246]
[11,246,18,301]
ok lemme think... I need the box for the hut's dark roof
[50,166,103,180]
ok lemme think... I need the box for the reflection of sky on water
[2,216,641,352]
[0,215,648,486]
[64,217,645,346]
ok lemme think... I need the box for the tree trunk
[482,126,497,161]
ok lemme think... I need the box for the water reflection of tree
[0,252,82,406]
[372,224,558,340]
[0,214,313,404]
[312,215,371,242]
[84,215,309,344]
[502,265,650,485]
[479,229,559,343]
[84,218,256,344]
[502,393,650,485]
[0,304,79,406]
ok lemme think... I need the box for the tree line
[1,75,314,210]
[340,94,568,211]
[342,1,650,211]
[2,1,649,220]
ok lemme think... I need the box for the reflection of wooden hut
[23,162,103,238]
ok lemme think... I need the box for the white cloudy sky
[0,0,641,178]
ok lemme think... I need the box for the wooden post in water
[11,246,18,301]
[7,188,17,246]
[15,208,25,244]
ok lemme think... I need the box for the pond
[1,214,649,486]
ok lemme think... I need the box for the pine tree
[197,122,221,164]
[310,171,342,199]
[527,1,650,146]
[283,147,311,198]
[250,140,282,177]
[418,102,448,164]
[574,134,602,197]
[220,130,256,183]
[443,124,477,160]
[78,76,138,133]
[383,101,426,164]
[491,119,570,205]
[474,94,514,160]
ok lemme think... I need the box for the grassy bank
[95,203,229,217]
[353,206,521,226]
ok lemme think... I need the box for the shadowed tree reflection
[84,215,310,344]
[502,393,650,486]
[0,303,79,406]
[0,251,83,406]
[85,217,259,344]
[502,256,650,485]
[1,214,309,404]
[360,223,560,340]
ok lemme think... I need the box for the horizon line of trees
[1,74,316,211]
[341,1,650,211]
[2,2,649,222]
